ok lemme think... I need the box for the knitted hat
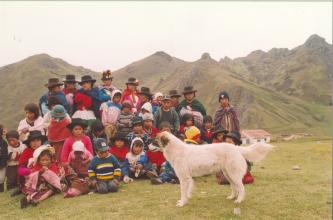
[72,141,85,152]
[33,144,54,164]
[121,100,132,109]
[51,105,67,119]
[95,138,109,151]
[185,126,201,140]
[219,91,229,101]
[132,116,143,126]
[224,131,242,146]
[142,113,154,122]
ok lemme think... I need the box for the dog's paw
[176,200,186,207]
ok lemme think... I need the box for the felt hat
[66,118,88,130]
[51,105,67,119]
[182,86,197,95]
[169,90,181,98]
[138,87,153,97]
[219,91,229,101]
[101,70,113,80]
[45,78,63,88]
[23,130,47,146]
[126,77,139,86]
[63,75,78,83]
[95,138,109,151]
[212,127,228,139]
[224,131,242,146]
[79,75,96,85]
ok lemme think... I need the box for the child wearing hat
[139,102,153,118]
[17,103,45,141]
[88,119,108,154]
[47,105,72,162]
[117,101,134,137]
[121,77,141,114]
[177,86,206,128]
[169,90,181,109]
[88,138,121,194]
[213,91,240,133]
[0,124,8,192]
[20,145,62,208]
[42,96,71,131]
[142,113,159,138]
[63,74,79,116]
[61,119,94,166]
[100,89,122,140]
[184,126,201,145]
[212,126,228,143]
[5,130,26,192]
[39,78,69,117]
[138,87,153,112]
[109,134,129,167]
[126,116,150,151]
[201,115,214,144]
[122,137,152,183]
[154,95,180,134]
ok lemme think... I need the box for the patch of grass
[0,139,331,219]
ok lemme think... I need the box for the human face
[123,107,131,113]
[72,125,84,137]
[185,119,194,127]
[113,95,121,104]
[97,150,109,159]
[171,97,179,106]
[7,138,19,147]
[204,122,213,129]
[225,137,235,144]
[115,140,125,148]
[51,86,62,93]
[139,94,149,103]
[132,144,143,155]
[81,82,92,90]
[143,120,153,129]
[103,79,112,87]
[219,98,229,108]
[30,139,42,150]
[216,133,224,142]
[127,84,136,91]
[25,111,36,121]
[184,93,195,102]
[162,100,171,110]
[39,154,51,167]
[133,124,143,133]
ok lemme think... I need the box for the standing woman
[63,74,78,116]
[121,77,141,114]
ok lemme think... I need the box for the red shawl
[48,118,72,142]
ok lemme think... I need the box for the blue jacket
[39,91,69,116]
[77,88,110,118]
[121,152,148,176]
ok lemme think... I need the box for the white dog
[155,131,274,207]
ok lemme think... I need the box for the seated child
[200,115,214,144]
[0,124,8,192]
[63,141,93,198]
[142,113,159,138]
[88,138,121,194]
[20,145,62,208]
[122,137,151,183]
[109,133,128,167]
[126,116,150,151]
[212,126,228,143]
[116,101,134,137]
[47,105,72,162]
[5,130,26,193]
[150,161,179,185]
[184,126,201,145]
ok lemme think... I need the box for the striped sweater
[88,154,121,181]
[116,112,134,136]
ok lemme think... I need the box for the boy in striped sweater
[88,138,121,194]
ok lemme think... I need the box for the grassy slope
[0,138,331,220]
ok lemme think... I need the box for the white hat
[33,144,54,164]
[73,141,85,152]
[142,113,154,122]
[153,92,163,101]
[141,102,152,113]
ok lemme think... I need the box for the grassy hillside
[0,139,331,219]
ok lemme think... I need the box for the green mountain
[0,35,331,136]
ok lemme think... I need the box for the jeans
[96,180,118,194]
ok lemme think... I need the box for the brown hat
[183,86,197,95]
[126,77,139,86]
[138,87,153,97]
[63,75,78,83]
[101,70,113,81]
[169,90,181,98]
[45,78,64,88]
[79,75,96,85]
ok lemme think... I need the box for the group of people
[0,69,254,209]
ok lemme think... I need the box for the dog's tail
[238,143,274,162]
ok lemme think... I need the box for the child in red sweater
[142,113,159,138]
[109,134,128,167]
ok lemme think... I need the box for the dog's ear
[160,135,170,146]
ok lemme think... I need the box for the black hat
[23,130,47,147]
[101,70,113,81]
[45,78,64,88]
[224,131,242,146]
[169,90,181,98]
[132,116,143,126]
[212,127,228,139]
[79,75,96,85]
[138,87,153,97]
[219,91,229,101]
[66,118,88,130]
[183,86,197,95]
[63,75,78,83]
[126,77,139,86]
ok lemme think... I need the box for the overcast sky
[0,1,331,71]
